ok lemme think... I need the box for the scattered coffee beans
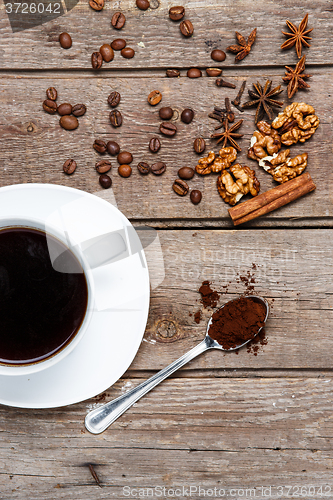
[190,189,202,205]
[159,106,173,120]
[118,164,132,177]
[160,122,177,136]
[111,39,126,50]
[107,141,120,155]
[121,47,135,58]
[206,68,222,77]
[96,160,112,173]
[211,49,226,62]
[100,44,114,62]
[63,159,77,175]
[110,110,122,127]
[166,69,180,77]
[91,52,103,70]
[111,12,126,29]
[93,139,107,153]
[46,87,57,100]
[136,0,150,10]
[59,32,72,49]
[193,137,206,153]
[187,68,202,78]
[137,162,150,174]
[60,115,79,130]
[72,104,86,117]
[149,137,161,153]
[57,103,72,116]
[180,20,193,37]
[99,174,112,188]
[169,6,185,21]
[89,0,104,10]
[151,162,166,175]
[181,108,194,124]
[178,167,194,180]
[108,91,121,107]
[173,178,189,196]
[148,90,162,106]
[118,151,133,164]
[43,99,57,114]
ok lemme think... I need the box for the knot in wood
[155,320,179,342]
[149,0,160,9]
[26,122,35,133]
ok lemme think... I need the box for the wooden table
[1,0,333,498]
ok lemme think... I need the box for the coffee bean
[181,108,194,124]
[60,115,79,130]
[43,99,57,114]
[180,19,193,37]
[206,67,222,77]
[96,160,112,173]
[89,0,104,10]
[111,39,126,50]
[91,52,103,70]
[151,162,166,175]
[46,87,57,100]
[121,47,135,58]
[173,178,189,196]
[118,151,133,164]
[193,137,206,154]
[178,167,194,180]
[137,162,150,174]
[63,159,77,175]
[107,91,121,108]
[107,141,120,155]
[136,0,150,10]
[159,107,173,120]
[166,69,180,77]
[118,164,132,177]
[109,110,122,127]
[59,32,72,49]
[169,5,185,20]
[160,122,177,136]
[148,90,162,106]
[93,139,107,153]
[57,103,72,116]
[190,189,202,205]
[99,174,112,188]
[111,12,126,29]
[149,137,161,153]
[72,104,87,117]
[187,68,202,78]
[100,44,114,62]
[211,49,226,62]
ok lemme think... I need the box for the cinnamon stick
[228,173,316,226]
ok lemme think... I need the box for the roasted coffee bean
[46,87,57,101]
[96,160,112,173]
[89,0,104,10]
[187,68,202,78]
[178,167,194,180]
[63,159,77,175]
[180,19,193,37]
[211,49,226,62]
[59,32,72,49]
[109,110,122,127]
[136,0,150,10]
[148,90,162,106]
[206,67,222,77]
[111,38,126,50]
[137,162,150,174]
[193,137,206,154]
[72,104,87,117]
[108,91,121,107]
[181,108,194,124]
[149,137,161,153]
[43,99,57,114]
[151,161,166,175]
[107,140,120,155]
[169,5,185,20]
[99,174,112,188]
[118,151,133,164]
[111,12,126,29]
[160,122,177,136]
[91,52,103,70]
[173,178,189,196]
[121,47,135,58]
[93,139,107,153]
[190,189,202,205]
[100,44,114,62]
[57,103,72,116]
[118,164,132,177]
[159,106,173,120]
[60,115,79,130]
[166,69,180,77]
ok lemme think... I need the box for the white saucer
[0,184,150,408]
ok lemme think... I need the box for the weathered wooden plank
[0,0,331,69]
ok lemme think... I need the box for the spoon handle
[85,338,211,434]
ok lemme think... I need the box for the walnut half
[259,150,308,183]
[272,102,319,146]
[217,163,260,206]
[248,120,282,162]
[196,147,238,175]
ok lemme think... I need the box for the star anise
[242,80,284,124]
[283,56,312,98]
[226,28,257,62]
[211,118,243,151]
[281,13,313,58]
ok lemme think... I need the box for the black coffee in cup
[0,227,88,365]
